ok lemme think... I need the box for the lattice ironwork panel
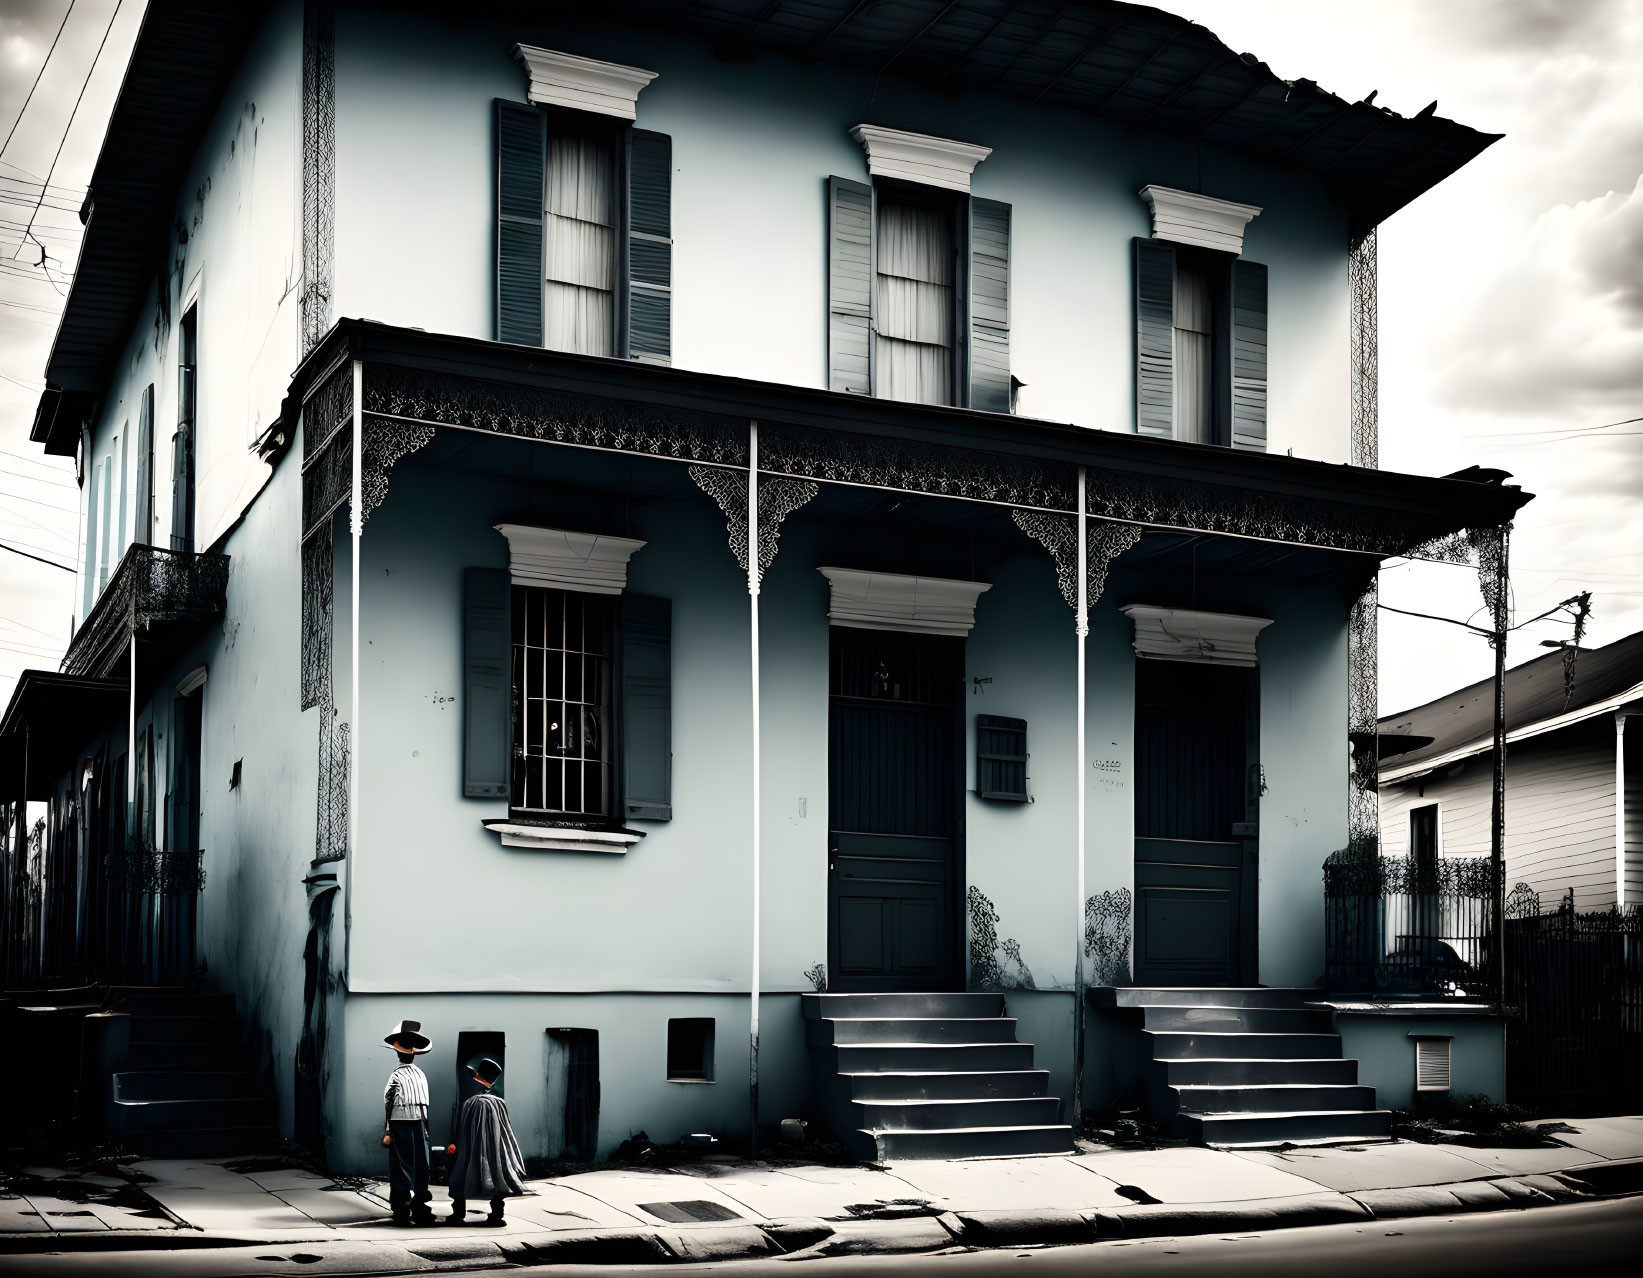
[302,422,351,541]
[303,363,351,464]
[301,0,335,356]
[362,363,747,466]
[760,421,1075,510]
[1349,226,1378,470]
[1347,573,1379,856]
[300,524,334,712]
[313,707,349,863]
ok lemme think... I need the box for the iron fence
[1505,888,1643,1114]
[1324,850,1500,998]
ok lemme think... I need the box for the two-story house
[3,0,1529,1168]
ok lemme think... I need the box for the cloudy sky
[1,0,1640,718]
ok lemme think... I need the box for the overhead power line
[0,540,74,572]
[0,0,80,164]
[11,0,123,266]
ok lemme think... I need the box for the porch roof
[0,671,127,803]
[288,318,1531,561]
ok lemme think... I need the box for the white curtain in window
[544,133,616,357]
[1173,262,1214,444]
[875,200,953,405]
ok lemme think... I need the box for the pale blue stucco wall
[1335,1012,1507,1110]
[330,3,1351,462]
[77,0,302,615]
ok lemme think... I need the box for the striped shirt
[384,1063,430,1122]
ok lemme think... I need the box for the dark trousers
[387,1120,432,1218]
[450,1194,505,1222]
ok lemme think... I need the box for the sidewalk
[2,1117,1640,1273]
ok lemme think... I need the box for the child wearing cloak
[445,1056,527,1227]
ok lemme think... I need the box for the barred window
[510,586,614,820]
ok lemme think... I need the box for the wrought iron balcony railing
[63,544,229,680]
[1323,849,1501,999]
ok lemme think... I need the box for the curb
[2,1159,1636,1264]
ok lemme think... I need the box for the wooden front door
[1133,659,1257,986]
[828,628,963,992]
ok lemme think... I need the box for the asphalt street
[541,1196,1643,1278]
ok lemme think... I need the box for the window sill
[482,821,646,854]
[666,1076,715,1085]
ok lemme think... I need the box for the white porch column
[1073,468,1088,1128]
[346,359,363,966]
[747,420,762,1152]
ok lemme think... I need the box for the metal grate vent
[1414,1037,1452,1093]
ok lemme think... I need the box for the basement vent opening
[1414,1036,1452,1093]
[666,1017,715,1082]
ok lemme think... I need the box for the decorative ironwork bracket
[1009,510,1142,630]
[688,466,817,588]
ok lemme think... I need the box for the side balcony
[63,544,230,681]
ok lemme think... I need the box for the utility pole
[1489,524,1510,1004]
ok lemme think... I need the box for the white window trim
[513,44,658,121]
[1121,604,1272,667]
[819,567,991,637]
[483,820,644,854]
[494,524,647,595]
[1140,185,1262,256]
[850,124,992,194]
[176,665,209,697]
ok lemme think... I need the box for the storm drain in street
[637,1200,743,1223]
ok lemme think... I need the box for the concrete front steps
[1092,986,1391,1148]
[110,990,277,1157]
[803,992,1073,1161]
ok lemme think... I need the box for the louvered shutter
[969,199,1012,413]
[626,130,672,364]
[1229,258,1268,452]
[828,176,873,394]
[1134,237,1175,438]
[463,567,512,799]
[169,425,193,552]
[621,593,672,821]
[1414,1037,1452,1092]
[495,99,545,346]
[134,384,154,547]
[976,714,1028,801]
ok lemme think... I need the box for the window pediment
[850,124,992,194]
[494,523,646,594]
[1140,185,1262,256]
[512,44,658,121]
[820,567,991,637]
[1122,604,1272,667]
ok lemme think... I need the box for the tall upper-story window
[496,47,671,364]
[874,189,957,405]
[171,306,197,552]
[544,124,619,356]
[1134,186,1267,452]
[828,125,1013,413]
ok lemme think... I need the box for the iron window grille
[510,585,614,821]
[976,714,1029,801]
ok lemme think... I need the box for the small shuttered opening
[976,714,1028,802]
[1414,1036,1452,1093]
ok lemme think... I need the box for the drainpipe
[1072,467,1088,1131]
[746,420,762,1154]
[346,359,363,976]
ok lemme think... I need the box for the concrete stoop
[1093,986,1393,1146]
[109,990,278,1157]
[801,992,1076,1159]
